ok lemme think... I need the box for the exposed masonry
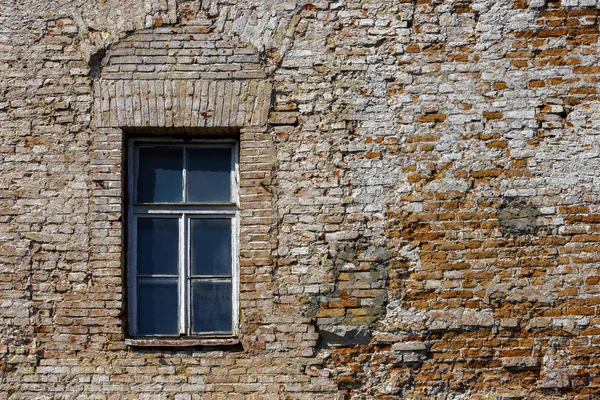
[2,0,600,399]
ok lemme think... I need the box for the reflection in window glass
[191,280,232,333]
[187,148,231,202]
[191,219,231,276]
[138,279,179,335]
[138,218,179,276]
[137,147,183,203]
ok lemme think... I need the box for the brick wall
[1,0,600,398]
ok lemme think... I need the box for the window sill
[125,337,239,347]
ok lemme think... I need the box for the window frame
[126,137,240,339]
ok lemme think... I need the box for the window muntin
[128,139,238,338]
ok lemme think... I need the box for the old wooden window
[127,138,239,338]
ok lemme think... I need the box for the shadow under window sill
[125,337,239,347]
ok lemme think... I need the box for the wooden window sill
[125,337,239,347]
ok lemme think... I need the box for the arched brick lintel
[93,26,272,129]
[94,79,272,128]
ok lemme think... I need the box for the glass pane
[137,147,183,202]
[138,218,179,275]
[191,280,232,333]
[138,278,178,335]
[186,148,231,202]
[191,219,231,276]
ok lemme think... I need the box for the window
[127,138,238,338]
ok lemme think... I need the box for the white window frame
[126,137,239,338]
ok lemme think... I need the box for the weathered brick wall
[1,0,600,398]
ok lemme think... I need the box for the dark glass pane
[191,219,231,276]
[191,280,232,333]
[138,218,179,275]
[138,278,178,335]
[138,147,183,202]
[186,148,231,202]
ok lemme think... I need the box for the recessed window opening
[126,136,239,338]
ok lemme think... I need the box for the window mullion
[185,213,191,335]
[182,146,187,202]
[178,213,187,335]
[182,146,188,335]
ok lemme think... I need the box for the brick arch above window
[93,26,272,129]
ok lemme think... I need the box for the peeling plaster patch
[497,197,541,236]
[319,325,371,346]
